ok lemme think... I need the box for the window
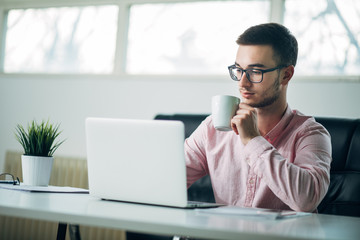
[126,1,270,74]
[4,5,118,74]
[284,0,360,75]
[1,0,359,78]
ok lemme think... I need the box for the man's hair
[236,23,298,66]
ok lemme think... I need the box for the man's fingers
[231,119,239,135]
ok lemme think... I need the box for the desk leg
[57,223,67,240]
[69,224,81,240]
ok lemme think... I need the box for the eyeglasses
[0,173,20,185]
[228,64,287,83]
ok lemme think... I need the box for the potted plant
[15,120,65,186]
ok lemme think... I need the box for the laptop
[85,117,222,209]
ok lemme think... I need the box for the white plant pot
[21,155,54,186]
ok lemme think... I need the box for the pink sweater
[185,106,332,212]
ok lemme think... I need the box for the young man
[185,23,332,212]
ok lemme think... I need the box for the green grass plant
[15,120,65,157]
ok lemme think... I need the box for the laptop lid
[85,117,189,208]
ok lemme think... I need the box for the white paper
[196,206,311,220]
[0,183,89,193]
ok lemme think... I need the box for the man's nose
[238,72,252,88]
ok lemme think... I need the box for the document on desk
[195,206,311,220]
[0,183,89,193]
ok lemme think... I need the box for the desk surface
[1,188,360,240]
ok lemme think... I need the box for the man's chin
[241,99,256,107]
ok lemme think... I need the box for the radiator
[0,151,126,240]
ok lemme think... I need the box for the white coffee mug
[212,95,240,131]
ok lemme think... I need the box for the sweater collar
[264,105,293,144]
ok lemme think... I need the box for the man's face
[235,44,283,108]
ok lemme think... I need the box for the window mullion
[0,8,7,72]
[269,0,285,23]
[114,2,130,75]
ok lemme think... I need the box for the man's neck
[256,101,288,136]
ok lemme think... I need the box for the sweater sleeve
[184,117,212,188]
[243,122,332,212]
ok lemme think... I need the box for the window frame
[0,0,358,82]
[0,0,129,75]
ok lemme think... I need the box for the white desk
[1,188,360,240]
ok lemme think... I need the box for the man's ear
[281,65,294,85]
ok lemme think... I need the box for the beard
[247,75,281,108]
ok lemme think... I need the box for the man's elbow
[291,178,329,212]
[293,185,329,212]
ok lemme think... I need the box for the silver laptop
[85,117,221,208]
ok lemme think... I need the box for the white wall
[1,75,360,171]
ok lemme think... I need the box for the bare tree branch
[328,0,360,62]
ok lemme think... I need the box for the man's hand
[231,103,260,145]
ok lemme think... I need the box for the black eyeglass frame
[228,64,287,83]
[0,173,20,185]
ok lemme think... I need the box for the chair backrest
[315,117,360,217]
[155,114,360,217]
